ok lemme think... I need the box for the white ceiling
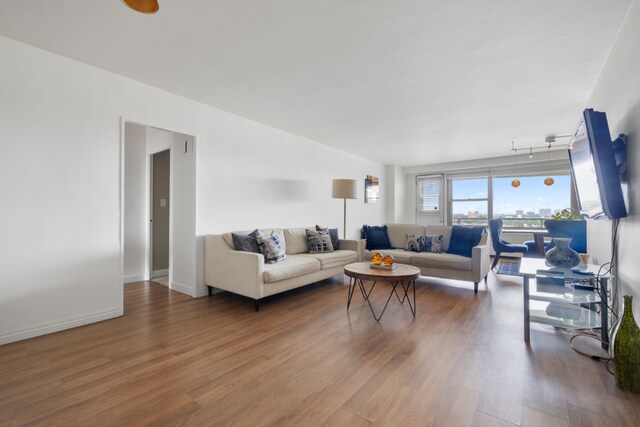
[0,0,632,166]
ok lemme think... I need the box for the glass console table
[520,258,611,348]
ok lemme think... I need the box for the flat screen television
[568,108,627,220]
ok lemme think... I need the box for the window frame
[447,174,491,226]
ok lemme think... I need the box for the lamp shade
[332,179,358,199]
[122,0,159,13]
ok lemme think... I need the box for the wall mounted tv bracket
[612,134,628,177]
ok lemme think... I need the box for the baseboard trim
[0,306,123,345]
[171,281,194,297]
[124,274,146,284]
[152,269,168,278]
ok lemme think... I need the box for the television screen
[568,109,627,219]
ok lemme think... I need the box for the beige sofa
[363,224,490,293]
[205,227,364,310]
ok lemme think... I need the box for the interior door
[151,149,170,279]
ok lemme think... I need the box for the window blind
[417,175,442,214]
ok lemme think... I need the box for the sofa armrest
[339,239,366,261]
[471,244,490,283]
[205,235,265,299]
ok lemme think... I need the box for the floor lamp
[332,179,358,239]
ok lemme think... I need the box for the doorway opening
[121,121,197,300]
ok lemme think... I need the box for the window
[417,175,442,214]
[419,166,573,228]
[449,177,489,225]
[493,174,571,228]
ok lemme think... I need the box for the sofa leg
[255,300,260,312]
[474,282,479,294]
[207,286,213,296]
[491,253,501,270]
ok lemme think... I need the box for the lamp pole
[343,198,347,239]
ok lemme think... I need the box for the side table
[520,258,611,349]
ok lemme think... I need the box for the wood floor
[1,271,639,426]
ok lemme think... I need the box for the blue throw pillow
[316,225,340,250]
[447,226,485,258]
[361,225,393,250]
[231,229,260,253]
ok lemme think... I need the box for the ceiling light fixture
[544,142,554,186]
[511,139,565,187]
[511,141,521,188]
[122,0,159,14]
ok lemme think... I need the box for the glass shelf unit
[520,257,611,348]
[529,300,601,330]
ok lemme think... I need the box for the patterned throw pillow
[256,233,286,264]
[405,234,420,252]
[417,234,444,253]
[428,234,444,253]
[231,229,260,253]
[306,229,334,254]
[315,225,340,250]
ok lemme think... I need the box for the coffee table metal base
[347,277,416,321]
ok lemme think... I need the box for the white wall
[0,35,386,344]
[170,133,197,296]
[123,123,147,283]
[585,0,640,318]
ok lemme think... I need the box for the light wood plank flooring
[1,270,639,426]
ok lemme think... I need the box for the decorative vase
[371,252,383,265]
[613,295,640,393]
[545,237,581,268]
[383,254,394,266]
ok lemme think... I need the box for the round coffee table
[344,262,420,321]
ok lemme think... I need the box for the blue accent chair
[524,220,587,255]
[544,220,587,253]
[489,219,528,270]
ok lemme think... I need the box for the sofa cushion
[448,226,485,257]
[256,233,286,264]
[410,252,472,271]
[306,229,334,254]
[425,226,452,252]
[316,225,340,250]
[301,250,356,269]
[364,249,412,265]
[386,224,427,249]
[362,225,393,250]
[231,229,261,253]
[263,256,321,283]
[284,228,312,255]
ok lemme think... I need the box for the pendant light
[122,0,159,14]
[544,143,554,186]
[511,141,521,188]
